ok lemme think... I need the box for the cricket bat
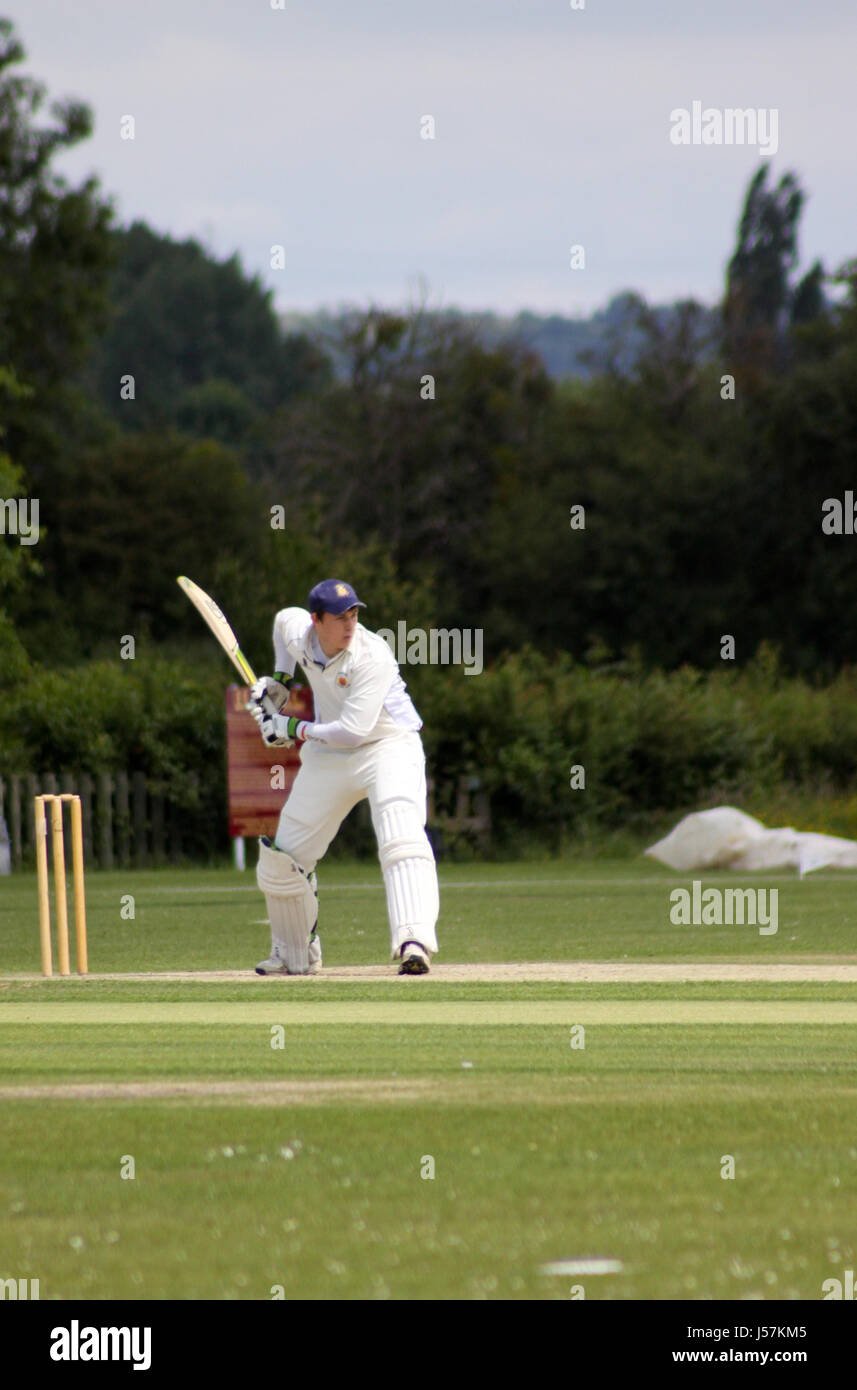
[177,575,257,686]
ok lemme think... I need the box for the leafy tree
[15,431,262,661]
[175,378,256,448]
[0,18,116,481]
[260,306,554,623]
[791,260,826,327]
[733,260,857,673]
[722,166,827,376]
[0,366,34,684]
[82,221,332,435]
[0,448,35,686]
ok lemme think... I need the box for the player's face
[313,606,359,656]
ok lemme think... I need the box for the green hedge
[3,645,857,860]
[0,657,227,860]
[411,645,857,853]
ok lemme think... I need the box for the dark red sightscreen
[225,684,314,838]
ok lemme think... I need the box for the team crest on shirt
[336,674,348,687]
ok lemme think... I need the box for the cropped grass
[1,860,856,1300]
[1,1023,856,1299]
[3,860,857,978]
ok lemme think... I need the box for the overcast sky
[8,0,856,316]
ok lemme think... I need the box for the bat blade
[177,575,257,685]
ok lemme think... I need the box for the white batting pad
[256,839,319,974]
[375,802,439,956]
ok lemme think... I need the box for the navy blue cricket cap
[307,579,366,616]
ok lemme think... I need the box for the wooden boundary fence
[0,772,195,870]
[0,770,491,868]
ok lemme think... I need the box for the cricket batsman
[246,579,439,976]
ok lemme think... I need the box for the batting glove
[250,706,309,748]
[249,673,293,713]
[248,700,290,747]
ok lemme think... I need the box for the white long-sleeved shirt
[272,607,423,748]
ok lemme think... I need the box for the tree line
[1,13,856,687]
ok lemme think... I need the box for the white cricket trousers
[274,730,439,956]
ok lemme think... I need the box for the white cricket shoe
[255,951,288,975]
[397,941,430,976]
[255,935,322,976]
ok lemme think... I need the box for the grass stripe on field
[100,874,857,892]
[2,1001,857,1024]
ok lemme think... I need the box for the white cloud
[10,1,857,313]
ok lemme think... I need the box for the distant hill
[279,294,720,381]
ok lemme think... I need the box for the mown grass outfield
[1,859,856,1300]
